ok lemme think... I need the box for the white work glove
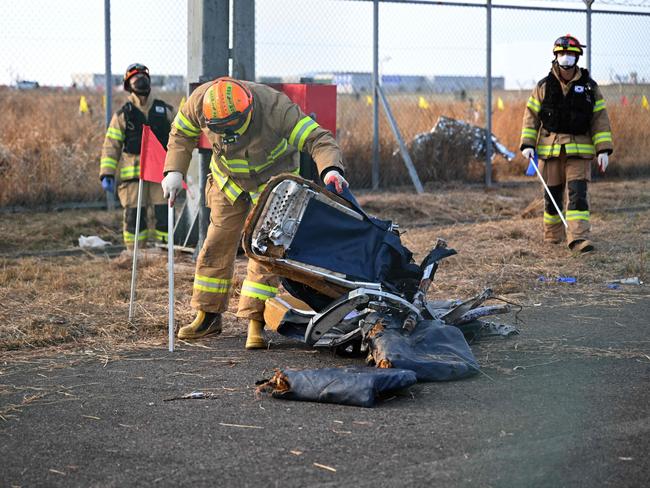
[522,147,535,161]
[323,170,349,194]
[597,152,609,173]
[161,171,184,205]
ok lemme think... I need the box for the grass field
[1,178,648,352]
[1,87,648,207]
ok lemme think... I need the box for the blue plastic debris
[556,276,577,284]
[607,283,620,290]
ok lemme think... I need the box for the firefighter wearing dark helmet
[161,77,347,348]
[520,35,613,253]
[100,63,175,248]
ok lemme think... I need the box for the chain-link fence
[1,0,649,207]
[0,0,186,208]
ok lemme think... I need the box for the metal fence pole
[585,0,593,73]
[485,0,493,188]
[372,0,380,190]
[104,0,112,129]
[103,0,115,211]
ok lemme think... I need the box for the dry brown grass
[1,178,648,353]
[0,88,183,207]
[2,89,648,207]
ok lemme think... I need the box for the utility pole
[188,0,230,256]
[232,0,255,80]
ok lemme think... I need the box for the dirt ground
[0,177,648,351]
[1,177,649,486]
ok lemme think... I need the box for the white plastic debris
[78,235,112,249]
[608,277,643,285]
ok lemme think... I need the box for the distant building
[301,72,505,94]
[430,75,504,93]
[16,80,40,90]
[71,73,185,91]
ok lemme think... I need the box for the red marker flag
[139,125,167,184]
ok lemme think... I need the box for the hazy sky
[1,0,649,89]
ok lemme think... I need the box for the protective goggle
[125,64,149,80]
[205,104,252,135]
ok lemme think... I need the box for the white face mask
[557,54,577,68]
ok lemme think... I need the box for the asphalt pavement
[2,288,649,487]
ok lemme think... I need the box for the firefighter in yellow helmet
[161,77,347,349]
[520,35,613,253]
[100,63,175,248]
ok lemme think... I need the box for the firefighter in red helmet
[100,63,174,248]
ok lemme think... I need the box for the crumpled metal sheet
[426,115,515,161]
[256,367,417,408]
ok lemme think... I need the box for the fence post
[103,0,112,130]
[103,0,115,211]
[585,0,593,73]
[372,0,380,190]
[485,0,493,188]
[188,0,230,258]
[232,0,255,80]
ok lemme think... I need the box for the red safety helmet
[553,35,585,56]
[123,63,150,91]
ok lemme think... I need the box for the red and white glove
[323,170,349,194]
[597,153,609,173]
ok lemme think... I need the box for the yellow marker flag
[102,95,106,109]
[79,95,89,114]
[366,95,373,106]
[179,96,186,110]
[642,95,649,110]
[497,96,505,111]
[418,96,430,110]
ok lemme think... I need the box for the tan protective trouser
[190,176,279,322]
[117,180,168,248]
[539,146,591,244]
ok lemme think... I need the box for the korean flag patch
[574,85,585,93]
[155,105,166,114]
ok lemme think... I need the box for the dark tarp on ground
[257,367,418,408]
[285,185,421,285]
[368,319,480,382]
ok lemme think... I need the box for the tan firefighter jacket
[100,93,174,181]
[164,80,344,205]
[520,65,613,160]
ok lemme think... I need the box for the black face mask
[132,77,151,95]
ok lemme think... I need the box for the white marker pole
[529,156,568,228]
[128,177,144,321]
[167,198,175,352]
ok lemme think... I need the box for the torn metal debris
[244,175,519,406]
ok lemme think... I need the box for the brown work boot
[544,221,565,244]
[178,311,222,339]
[568,239,594,254]
[245,319,266,350]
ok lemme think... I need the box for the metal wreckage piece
[246,175,519,407]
